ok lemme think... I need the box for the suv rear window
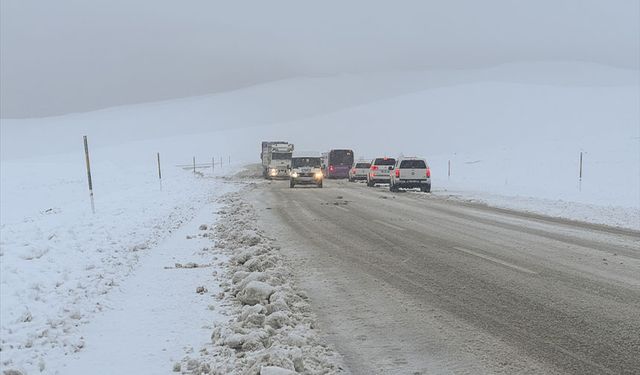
[355,163,371,168]
[399,160,426,168]
[373,158,396,166]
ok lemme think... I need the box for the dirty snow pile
[178,189,344,375]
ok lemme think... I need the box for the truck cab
[289,152,324,188]
[262,142,294,179]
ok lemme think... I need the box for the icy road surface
[250,179,640,375]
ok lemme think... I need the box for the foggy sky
[1,0,638,118]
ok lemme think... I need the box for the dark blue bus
[324,149,354,179]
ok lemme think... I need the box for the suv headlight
[290,172,299,178]
[314,171,323,179]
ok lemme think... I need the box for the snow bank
[419,189,640,230]
[177,189,344,374]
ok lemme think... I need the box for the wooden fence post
[157,152,162,190]
[157,152,162,180]
[83,136,95,213]
[579,151,583,180]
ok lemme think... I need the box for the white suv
[366,157,396,187]
[389,157,431,192]
[349,160,371,182]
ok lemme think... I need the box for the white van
[290,152,324,188]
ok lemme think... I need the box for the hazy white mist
[1,0,638,118]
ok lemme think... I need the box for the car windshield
[329,150,354,166]
[399,160,427,168]
[374,158,396,166]
[292,157,321,168]
[272,152,292,160]
[355,163,371,168]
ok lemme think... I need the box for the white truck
[261,141,294,179]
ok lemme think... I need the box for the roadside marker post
[157,152,162,180]
[193,157,196,174]
[157,152,163,190]
[578,151,583,192]
[83,136,96,214]
[212,157,215,173]
[579,152,583,180]
[448,160,451,180]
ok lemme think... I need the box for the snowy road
[250,179,640,375]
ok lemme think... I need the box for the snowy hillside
[2,62,638,223]
[1,62,637,159]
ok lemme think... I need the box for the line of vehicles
[260,141,431,192]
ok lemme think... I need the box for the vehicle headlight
[314,171,323,179]
[290,172,299,178]
[269,168,278,176]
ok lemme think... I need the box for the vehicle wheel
[317,181,323,188]
[367,180,373,187]
[421,184,431,193]
[290,180,295,188]
[390,183,398,192]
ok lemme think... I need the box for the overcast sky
[1,0,638,118]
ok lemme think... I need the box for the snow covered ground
[0,152,240,373]
[52,198,233,375]
[1,61,638,373]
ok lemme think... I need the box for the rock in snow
[195,286,208,294]
[237,281,275,306]
[260,366,297,375]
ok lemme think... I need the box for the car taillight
[329,165,335,171]
[371,165,379,171]
[395,169,400,177]
[352,168,356,173]
[426,168,431,178]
